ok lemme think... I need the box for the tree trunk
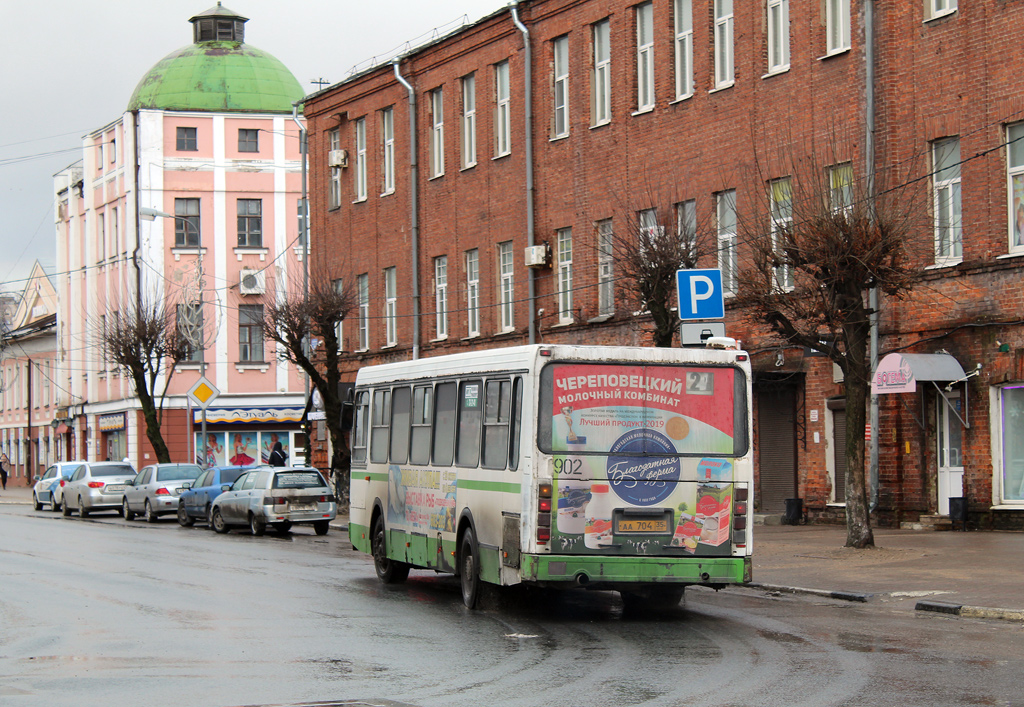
[842,316,875,548]
[133,368,171,463]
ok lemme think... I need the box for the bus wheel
[372,514,409,584]
[459,527,481,609]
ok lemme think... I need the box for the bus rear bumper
[520,554,751,587]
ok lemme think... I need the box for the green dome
[128,41,304,113]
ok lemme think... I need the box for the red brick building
[305,0,1024,529]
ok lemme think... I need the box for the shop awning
[192,406,304,424]
[54,423,69,434]
[871,353,966,394]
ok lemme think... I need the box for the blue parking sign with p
[676,269,724,320]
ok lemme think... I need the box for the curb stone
[915,600,1024,623]
[746,582,872,603]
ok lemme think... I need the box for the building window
[328,128,341,209]
[933,137,962,264]
[636,3,655,111]
[714,0,734,89]
[465,249,480,336]
[381,107,395,195]
[238,128,259,153]
[384,267,398,346]
[597,219,615,316]
[111,206,119,255]
[355,117,367,201]
[176,127,197,152]
[830,163,854,214]
[237,199,262,247]
[767,0,790,73]
[999,385,1024,503]
[717,190,738,294]
[238,304,264,363]
[99,211,106,260]
[592,19,611,125]
[357,274,369,350]
[177,303,204,362]
[676,199,697,261]
[674,0,693,100]
[435,256,448,339]
[332,278,344,351]
[428,88,445,178]
[174,198,200,247]
[770,178,794,291]
[297,198,307,247]
[461,74,477,169]
[556,227,573,324]
[1007,123,1024,252]
[498,241,514,331]
[925,0,957,22]
[826,0,851,54]
[553,36,569,138]
[495,61,511,157]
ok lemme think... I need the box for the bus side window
[432,382,457,466]
[390,386,412,464]
[410,385,433,465]
[509,377,523,470]
[351,391,369,464]
[456,379,483,467]
[482,379,511,469]
[370,389,391,464]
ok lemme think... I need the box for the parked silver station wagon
[210,467,336,536]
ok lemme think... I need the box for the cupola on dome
[127,3,304,113]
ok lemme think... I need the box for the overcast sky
[0,0,505,292]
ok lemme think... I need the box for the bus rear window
[538,362,748,456]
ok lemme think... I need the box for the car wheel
[459,527,481,609]
[313,520,330,536]
[249,513,266,536]
[372,513,409,584]
[211,508,229,534]
[50,493,61,512]
[122,498,136,521]
[62,497,72,516]
[273,521,292,534]
[77,498,89,518]
[145,499,159,523]
[177,502,194,527]
[204,504,213,527]
[33,493,43,512]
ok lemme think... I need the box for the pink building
[53,4,309,468]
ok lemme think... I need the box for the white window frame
[636,3,655,112]
[495,62,511,157]
[1006,123,1024,254]
[435,256,449,339]
[556,227,574,324]
[826,0,851,55]
[111,206,119,256]
[592,20,611,125]
[553,36,570,138]
[597,219,615,316]
[717,190,738,295]
[932,137,963,266]
[830,162,854,215]
[465,249,480,337]
[357,274,369,351]
[996,384,1024,504]
[354,117,367,202]
[429,88,444,178]
[498,241,515,331]
[676,199,697,261]
[673,0,693,100]
[924,0,958,22]
[461,74,477,169]
[333,278,345,351]
[381,107,395,195]
[770,178,794,292]
[767,0,790,74]
[328,128,341,209]
[384,267,398,346]
[714,0,735,89]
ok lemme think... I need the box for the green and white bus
[349,342,753,609]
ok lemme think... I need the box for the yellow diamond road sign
[187,376,220,409]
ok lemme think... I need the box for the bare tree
[738,150,927,548]
[262,265,354,503]
[99,296,189,463]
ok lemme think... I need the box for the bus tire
[459,527,481,609]
[372,514,409,584]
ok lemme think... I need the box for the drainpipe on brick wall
[393,58,421,359]
[293,101,313,455]
[510,1,536,346]
[866,0,880,512]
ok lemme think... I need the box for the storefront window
[1000,386,1024,502]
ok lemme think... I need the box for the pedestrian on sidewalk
[268,441,287,467]
[0,452,9,492]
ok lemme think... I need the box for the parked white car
[32,462,85,511]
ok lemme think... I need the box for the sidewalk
[4,484,1020,621]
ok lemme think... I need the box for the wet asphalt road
[1,505,1021,707]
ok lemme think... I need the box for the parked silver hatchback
[61,462,137,517]
[210,467,336,536]
[123,463,203,523]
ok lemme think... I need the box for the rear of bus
[522,345,753,604]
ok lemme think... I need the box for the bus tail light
[537,483,552,544]
[733,486,748,546]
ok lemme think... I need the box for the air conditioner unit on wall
[524,244,548,268]
[239,268,265,296]
[328,149,348,168]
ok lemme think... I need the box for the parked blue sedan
[177,465,257,526]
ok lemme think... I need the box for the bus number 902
[553,457,584,476]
